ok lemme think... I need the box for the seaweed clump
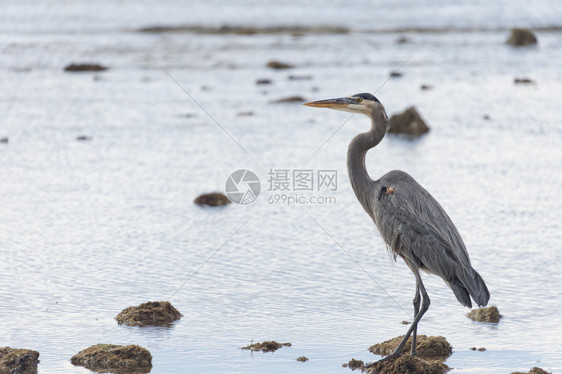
[0,347,40,374]
[241,341,291,352]
[71,344,151,372]
[342,358,365,371]
[366,355,450,374]
[115,301,182,327]
[369,335,452,359]
[466,306,502,323]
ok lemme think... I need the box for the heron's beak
[303,97,354,109]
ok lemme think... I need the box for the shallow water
[1,1,562,373]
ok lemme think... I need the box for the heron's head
[304,93,386,119]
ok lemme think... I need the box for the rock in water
[511,367,552,374]
[266,60,294,69]
[71,344,152,372]
[0,347,40,374]
[506,28,538,46]
[466,305,502,323]
[115,301,183,326]
[241,341,292,352]
[369,335,452,359]
[367,355,450,374]
[388,106,430,136]
[194,192,231,207]
[64,63,108,72]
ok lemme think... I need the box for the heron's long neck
[347,113,387,216]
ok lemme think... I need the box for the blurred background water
[1,1,561,373]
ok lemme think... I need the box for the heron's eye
[356,97,363,103]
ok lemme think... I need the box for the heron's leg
[365,271,430,368]
[411,282,421,356]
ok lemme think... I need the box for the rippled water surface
[1,1,562,373]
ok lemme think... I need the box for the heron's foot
[364,352,401,370]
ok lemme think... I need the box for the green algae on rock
[0,347,40,374]
[342,358,364,371]
[116,301,182,327]
[241,341,291,353]
[511,367,551,374]
[71,344,151,372]
[369,335,452,359]
[466,305,502,323]
[367,355,450,374]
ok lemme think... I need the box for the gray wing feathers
[373,170,490,308]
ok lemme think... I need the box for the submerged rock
[139,25,349,35]
[256,78,272,85]
[366,355,450,374]
[420,84,433,90]
[466,306,502,323]
[342,358,364,371]
[389,71,403,78]
[71,344,151,372]
[388,106,430,136]
[194,192,231,207]
[271,96,305,103]
[267,60,294,70]
[369,335,452,359]
[511,367,551,374]
[0,137,8,144]
[506,28,538,46]
[296,356,309,362]
[0,347,40,374]
[76,135,92,141]
[64,63,108,72]
[514,77,536,85]
[115,301,182,326]
[241,341,291,353]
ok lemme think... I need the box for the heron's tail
[451,268,490,308]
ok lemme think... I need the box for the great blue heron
[304,93,490,366]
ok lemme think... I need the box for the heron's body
[305,93,489,365]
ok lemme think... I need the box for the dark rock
[267,60,294,70]
[256,78,272,85]
[396,36,410,44]
[401,320,410,325]
[514,77,535,84]
[369,335,452,359]
[389,71,403,78]
[466,306,502,323]
[194,192,231,207]
[288,75,312,80]
[71,344,151,373]
[76,135,92,141]
[388,107,430,136]
[64,63,108,72]
[342,358,364,371]
[271,96,306,103]
[241,341,291,353]
[506,28,538,46]
[366,355,450,374]
[420,84,433,90]
[0,347,40,374]
[511,367,551,374]
[296,356,309,362]
[237,111,254,116]
[115,301,182,327]
[483,114,491,120]
[0,137,8,144]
